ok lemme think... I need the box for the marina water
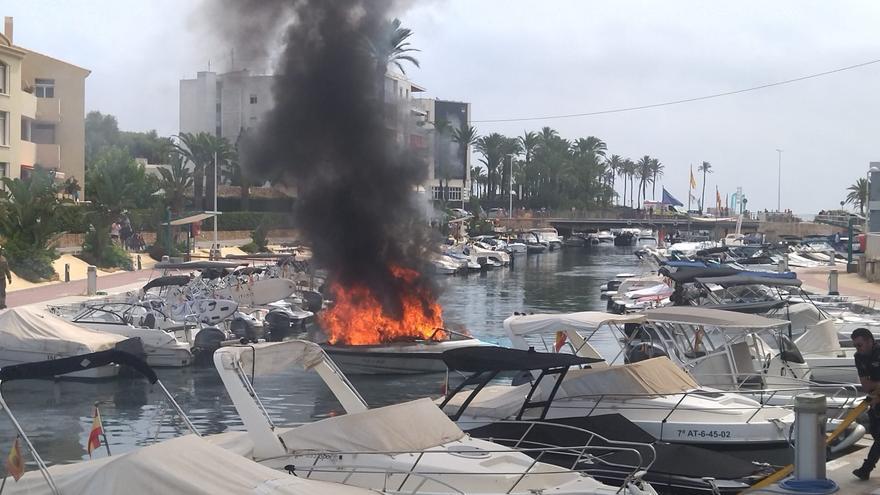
[2,247,640,465]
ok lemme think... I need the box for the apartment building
[179,69,274,144]
[414,98,471,206]
[0,17,89,186]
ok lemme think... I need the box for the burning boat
[319,265,488,374]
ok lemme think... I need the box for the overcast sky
[5,0,880,213]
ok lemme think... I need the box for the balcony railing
[35,97,61,123]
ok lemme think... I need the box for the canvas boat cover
[141,275,191,292]
[644,306,789,329]
[280,397,465,453]
[555,357,698,398]
[5,435,375,495]
[794,319,842,356]
[0,307,125,356]
[504,312,646,337]
[218,340,325,376]
[665,267,740,284]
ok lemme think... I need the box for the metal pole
[776,149,782,212]
[848,216,854,268]
[213,151,219,259]
[508,154,514,221]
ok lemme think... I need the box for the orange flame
[320,265,446,345]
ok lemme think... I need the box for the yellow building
[0,17,88,188]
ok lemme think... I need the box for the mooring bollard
[161,255,169,263]
[86,265,97,296]
[777,253,789,273]
[64,263,70,283]
[137,255,142,271]
[793,393,827,481]
[828,269,839,296]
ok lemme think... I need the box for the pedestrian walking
[0,248,11,309]
[853,327,880,480]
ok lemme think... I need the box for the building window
[34,78,55,98]
[431,186,461,201]
[448,187,462,201]
[0,163,6,185]
[409,134,426,149]
[20,165,32,181]
[249,94,257,104]
[0,111,7,146]
[32,123,56,144]
[0,62,6,94]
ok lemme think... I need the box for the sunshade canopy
[504,311,646,337]
[155,260,247,270]
[695,275,802,288]
[162,212,219,226]
[442,346,601,372]
[644,306,789,329]
[665,267,740,283]
[142,275,191,291]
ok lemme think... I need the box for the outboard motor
[191,327,227,366]
[264,307,313,342]
[229,312,264,342]
[301,290,324,313]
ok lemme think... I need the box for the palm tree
[650,158,664,200]
[452,125,479,202]
[365,18,420,101]
[607,155,623,205]
[636,156,653,207]
[470,166,486,198]
[158,153,193,215]
[475,133,506,200]
[518,131,539,201]
[697,161,712,213]
[571,136,607,158]
[846,178,869,215]
[622,159,637,207]
[175,132,234,210]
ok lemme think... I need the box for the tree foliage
[846,178,869,215]
[85,111,172,166]
[0,171,64,281]
[82,147,158,268]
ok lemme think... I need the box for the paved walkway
[5,268,157,308]
[797,266,880,300]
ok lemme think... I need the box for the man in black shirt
[853,327,880,480]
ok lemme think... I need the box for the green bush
[55,203,89,233]
[216,211,294,231]
[79,230,133,270]
[5,242,57,282]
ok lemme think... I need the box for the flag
[5,437,24,481]
[661,188,683,206]
[87,407,104,457]
[689,166,697,190]
[554,331,567,352]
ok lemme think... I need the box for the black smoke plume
[208,0,435,318]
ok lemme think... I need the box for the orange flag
[554,331,567,352]
[87,407,104,457]
[5,437,24,481]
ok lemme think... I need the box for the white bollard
[86,265,97,296]
[828,269,839,296]
[793,392,827,481]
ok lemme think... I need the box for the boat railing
[457,418,655,486]
[261,440,650,495]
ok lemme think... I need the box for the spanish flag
[554,331,567,352]
[689,165,697,190]
[5,437,24,481]
[87,406,104,457]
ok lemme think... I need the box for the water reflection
[1,247,639,466]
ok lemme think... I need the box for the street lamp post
[776,149,782,212]
[507,154,515,220]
